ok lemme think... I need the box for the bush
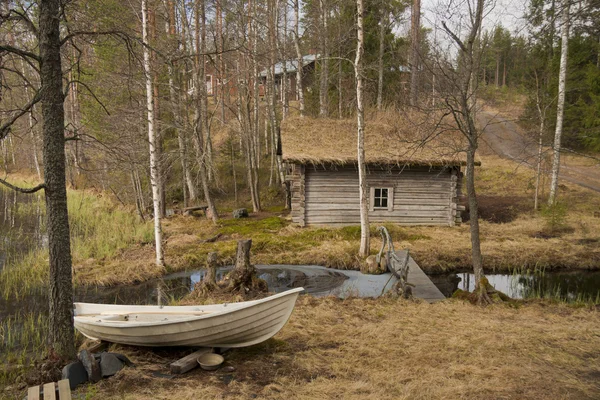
[541,202,569,234]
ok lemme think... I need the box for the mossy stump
[227,240,267,293]
[452,277,513,305]
[192,240,267,299]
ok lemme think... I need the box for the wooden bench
[27,379,71,400]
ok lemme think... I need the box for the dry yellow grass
[72,297,600,400]
[69,148,600,288]
[281,112,468,166]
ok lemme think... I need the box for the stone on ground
[61,361,88,390]
[232,208,249,219]
[100,353,124,377]
[78,349,101,383]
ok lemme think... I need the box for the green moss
[218,216,288,235]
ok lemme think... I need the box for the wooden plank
[306,184,452,191]
[306,210,451,218]
[57,380,71,400]
[307,221,451,227]
[398,250,446,303]
[86,340,109,353]
[306,180,452,187]
[308,168,449,175]
[394,199,451,205]
[169,348,213,374]
[27,386,40,400]
[306,204,451,212]
[306,217,450,225]
[42,383,55,400]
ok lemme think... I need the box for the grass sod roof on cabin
[281,116,479,167]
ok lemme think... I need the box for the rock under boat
[73,287,303,348]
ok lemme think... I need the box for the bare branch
[0,89,41,139]
[441,21,466,52]
[0,177,45,193]
[0,44,40,62]
[7,8,38,35]
[64,80,110,116]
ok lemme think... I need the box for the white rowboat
[74,287,303,348]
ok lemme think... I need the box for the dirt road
[478,110,600,193]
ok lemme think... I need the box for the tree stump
[227,240,267,293]
[194,252,218,294]
[205,252,218,285]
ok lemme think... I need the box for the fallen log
[183,205,208,217]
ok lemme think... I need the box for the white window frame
[369,186,394,212]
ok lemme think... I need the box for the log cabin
[282,117,473,227]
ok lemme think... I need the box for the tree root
[192,241,268,300]
[453,277,513,305]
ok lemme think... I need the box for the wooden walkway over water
[396,250,445,303]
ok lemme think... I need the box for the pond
[429,270,600,302]
[1,264,398,323]
[1,183,600,357]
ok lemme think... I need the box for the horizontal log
[306,190,452,199]
[306,203,451,211]
[306,210,451,218]
[307,181,451,187]
[306,218,450,225]
[307,168,448,175]
[306,186,452,193]
[306,178,452,186]
[308,222,452,227]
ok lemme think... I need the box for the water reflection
[159,265,350,297]
[429,270,600,301]
[0,265,351,322]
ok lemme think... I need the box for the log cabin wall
[288,163,461,226]
[287,163,306,226]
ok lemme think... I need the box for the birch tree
[355,0,370,258]
[319,0,329,117]
[548,0,570,205]
[410,0,421,106]
[438,0,490,303]
[142,0,164,266]
[293,0,305,116]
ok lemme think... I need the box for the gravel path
[478,110,600,193]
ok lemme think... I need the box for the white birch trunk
[142,0,164,266]
[534,72,546,211]
[21,61,42,179]
[282,0,289,118]
[355,0,369,258]
[198,0,218,221]
[319,0,329,117]
[409,0,420,107]
[548,0,570,205]
[294,0,305,116]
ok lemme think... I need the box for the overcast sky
[396,0,530,43]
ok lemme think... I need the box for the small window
[370,187,393,211]
[374,188,388,208]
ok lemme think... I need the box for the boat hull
[74,288,303,348]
